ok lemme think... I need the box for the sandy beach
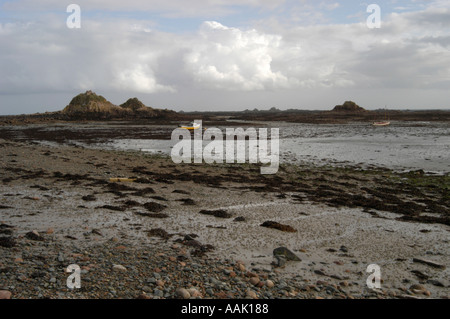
[0,136,448,299]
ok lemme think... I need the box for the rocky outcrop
[332,101,366,113]
[61,91,177,120]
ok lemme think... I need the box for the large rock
[61,91,177,120]
[0,236,16,248]
[273,247,301,261]
[332,101,366,113]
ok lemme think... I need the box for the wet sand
[0,137,448,299]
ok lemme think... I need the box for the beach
[0,132,448,299]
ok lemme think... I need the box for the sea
[3,120,449,174]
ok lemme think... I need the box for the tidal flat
[0,132,448,299]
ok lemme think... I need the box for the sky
[0,0,449,115]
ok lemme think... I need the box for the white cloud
[0,3,449,113]
[184,21,290,91]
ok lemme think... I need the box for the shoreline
[0,137,449,299]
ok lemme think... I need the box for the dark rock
[178,198,196,205]
[143,202,167,213]
[233,216,246,222]
[146,228,171,240]
[91,229,103,236]
[172,190,190,195]
[199,209,232,218]
[411,270,430,280]
[332,101,366,113]
[412,257,446,269]
[261,221,297,233]
[135,212,169,218]
[0,236,16,248]
[96,205,125,212]
[314,270,327,276]
[273,247,301,261]
[25,230,44,241]
[82,194,97,201]
[426,279,445,287]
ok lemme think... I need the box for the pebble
[176,288,191,299]
[249,277,260,286]
[409,284,431,296]
[246,290,258,299]
[187,288,202,298]
[112,264,127,272]
[0,290,12,299]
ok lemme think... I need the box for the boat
[372,107,390,126]
[179,122,201,130]
[372,121,391,127]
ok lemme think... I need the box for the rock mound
[61,91,178,120]
[332,101,366,113]
[62,90,126,118]
[120,97,147,111]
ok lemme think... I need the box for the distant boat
[179,122,201,130]
[372,121,391,127]
[373,107,390,126]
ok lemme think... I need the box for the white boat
[373,121,391,127]
[373,107,390,126]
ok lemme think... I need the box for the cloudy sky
[0,0,449,115]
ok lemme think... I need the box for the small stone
[91,229,103,236]
[249,277,260,286]
[246,290,258,299]
[57,252,65,262]
[176,288,191,299]
[410,284,431,296]
[46,228,54,234]
[154,289,164,297]
[266,280,275,288]
[314,269,327,276]
[49,277,57,283]
[238,263,246,272]
[427,279,445,287]
[156,280,164,287]
[187,288,202,298]
[112,264,127,272]
[412,258,446,270]
[14,257,24,263]
[275,256,286,267]
[25,230,44,241]
[0,290,12,299]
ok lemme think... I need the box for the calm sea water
[5,121,449,173]
[104,121,449,174]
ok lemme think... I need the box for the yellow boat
[179,122,201,130]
